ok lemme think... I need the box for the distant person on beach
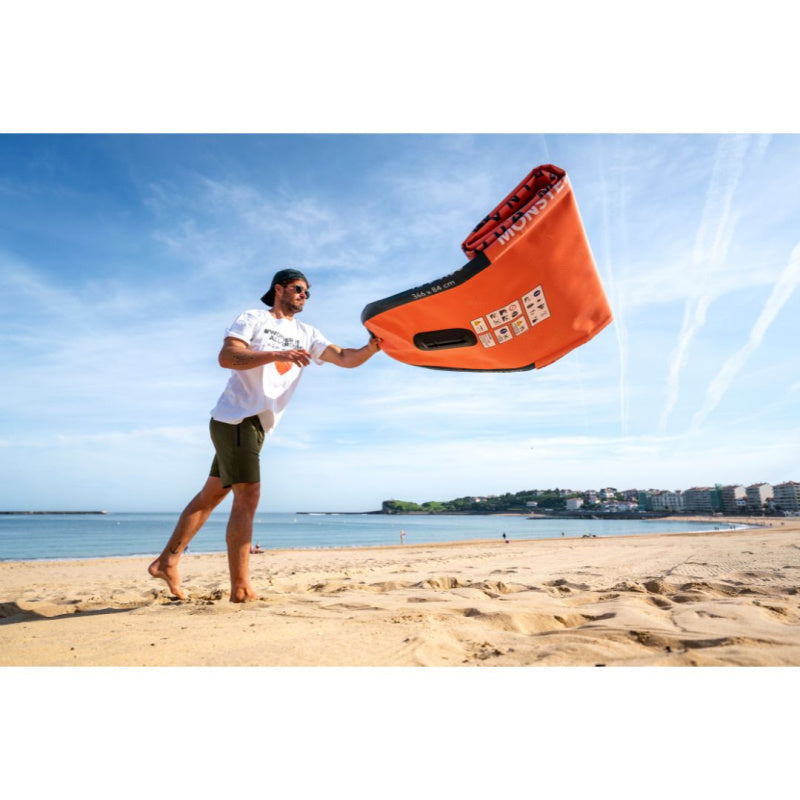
[148,269,381,602]
[250,542,264,554]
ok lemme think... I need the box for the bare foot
[148,558,186,600]
[230,585,260,603]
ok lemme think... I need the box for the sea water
[0,512,740,562]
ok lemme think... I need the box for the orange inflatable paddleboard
[361,164,613,372]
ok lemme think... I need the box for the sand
[2,517,800,666]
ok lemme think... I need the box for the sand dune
[2,520,799,666]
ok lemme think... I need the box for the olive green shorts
[209,416,265,488]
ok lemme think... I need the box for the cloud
[262,424,800,510]
[691,240,800,430]
[620,257,781,310]
[53,425,209,448]
[290,359,621,445]
[0,251,224,432]
[659,135,752,432]
[1,252,86,325]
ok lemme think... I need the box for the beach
[2,517,799,666]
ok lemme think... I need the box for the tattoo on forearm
[231,351,253,365]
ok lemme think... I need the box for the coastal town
[381,480,800,517]
[546,481,800,516]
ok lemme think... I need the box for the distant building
[746,483,774,512]
[566,497,584,511]
[773,482,800,512]
[650,490,685,512]
[719,485,747,514]
[684,487,720,514]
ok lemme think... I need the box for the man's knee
[232,481,261,513]
[198,476,231,507]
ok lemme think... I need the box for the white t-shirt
[209,309,331,433]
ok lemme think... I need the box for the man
[148,268,381,602]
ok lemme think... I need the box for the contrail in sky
[691,240,800,430]
[596,139,629,435]
[658,134,750,432]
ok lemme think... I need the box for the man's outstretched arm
[319,337,382,368]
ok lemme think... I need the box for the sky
[2,132,799,512]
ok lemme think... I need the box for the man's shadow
[0,600,144,625]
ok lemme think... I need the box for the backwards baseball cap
[261,268,309,307]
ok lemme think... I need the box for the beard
[278,295,305,315]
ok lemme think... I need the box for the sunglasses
[284,283,310,298]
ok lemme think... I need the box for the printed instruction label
[470,317,489,334]
[487,300,523,328]
[494,325,513,344]
[522,285,551,325]
[474,285,551,348]
[511,316,529,336]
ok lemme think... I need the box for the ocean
[0,512,740,562]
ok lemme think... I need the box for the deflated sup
[361,164,613,372]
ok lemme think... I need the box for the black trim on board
[418,360,538,373]
[360,251,491,324]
